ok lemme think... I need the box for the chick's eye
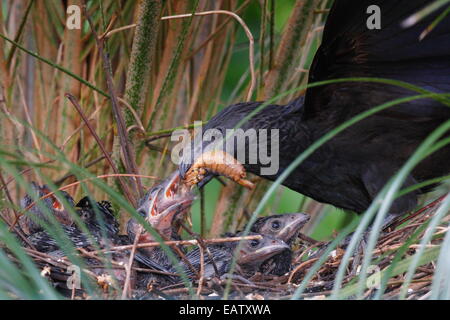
[271,220,281,230]
[250,240,260,247]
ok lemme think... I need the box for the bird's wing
[133,250,174,274]
[26,226,96,252]
[304,0,450,120]
[178,246,232,279]
[27,231,60,252]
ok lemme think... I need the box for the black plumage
[174,232,289,280]
[20,188,137,293]
[180,1,450,224]
[26,225,96,253]
[127,209,180,288]
[24,195,119,252]
[75,196,120,240]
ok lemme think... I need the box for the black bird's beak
[178,160,215,189]
[178,162,191,180]
[178,132,223,189]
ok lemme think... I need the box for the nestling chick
[26,195,120,252]
[174,232,289,280]
[248,213,310,275]
[127,172,195,289]
[19,182,75,235]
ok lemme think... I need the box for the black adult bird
[179,1,450,228]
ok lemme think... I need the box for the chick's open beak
[138,171,190,218]
[148,196,194,235]
[161,171,185,199]
[134,171,195,239]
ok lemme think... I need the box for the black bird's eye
[271,220,281,230]
[250,239,260,247]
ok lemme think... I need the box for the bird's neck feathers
[232,97,310,179]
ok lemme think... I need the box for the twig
[17,82,44,164]
[23,247,99,279]
[387,195,446,230]
[161,287,210,295]
[96,235,263,253]
[104,24,137,38]
[293,241,325,264]
[83,5,143,200]
[180,222,221,278]
[372,244,440,255]
[54,154,108,186]
[59,101,107,151]
[196,244,205,297]
[0,172,36,248]
[144,133,172,144]
[162,233,199,279]
[225,281,284,292]
[288,258,318,284]
[161,11,255,101]
[99,15,118,40]
[0,171,19,220]
[0,204,36,250]
[186,0,252,59]
[122,228,140,299]
[65,93,135,205]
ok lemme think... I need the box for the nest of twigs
[14,196,448,300]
